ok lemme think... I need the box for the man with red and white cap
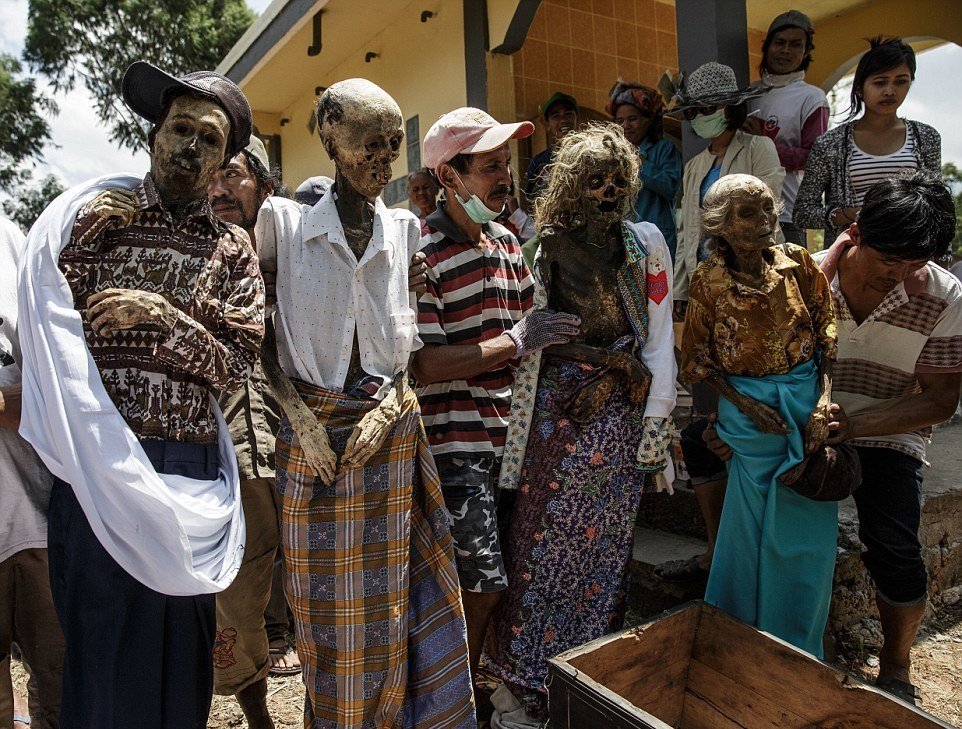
[412,108,580,677]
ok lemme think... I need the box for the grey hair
[700,174,782,253]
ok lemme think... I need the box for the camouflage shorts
[435,455,508,593]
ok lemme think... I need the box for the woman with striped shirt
[794,37,941,245]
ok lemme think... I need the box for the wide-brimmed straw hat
[668,62,770,113]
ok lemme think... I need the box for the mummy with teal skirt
[677,184,840,658]
[704,358,838,658]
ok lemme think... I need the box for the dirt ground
[10,600,962,726]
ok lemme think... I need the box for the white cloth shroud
[17,173,245,596]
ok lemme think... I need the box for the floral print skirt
[483,348,647,720]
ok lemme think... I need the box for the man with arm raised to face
[254,79,475,729]
[413,108,581,680]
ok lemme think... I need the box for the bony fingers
[89,310,115,335]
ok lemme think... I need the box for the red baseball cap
[423,107,534,169]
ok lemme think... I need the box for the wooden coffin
[548,600,951,729]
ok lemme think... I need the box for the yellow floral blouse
[681,243,837,383]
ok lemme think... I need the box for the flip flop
[876,675,922,706]
[13,715,30,726]
[267,642,301,676]
[653,556,710,584]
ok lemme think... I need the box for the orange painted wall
[513,0,679,122]
[511,0,766,162]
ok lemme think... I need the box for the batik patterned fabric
[275,379,475,729]
[483,338,647,720]
[681,243,836,384]
[499,222,649,491]
[59,174,264,443]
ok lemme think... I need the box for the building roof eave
[217,0,329,85]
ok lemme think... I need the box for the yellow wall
[488,0,524,50]
[244,0,468,192]
[238,0,780,193]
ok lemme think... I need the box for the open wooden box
[548,601,951,728]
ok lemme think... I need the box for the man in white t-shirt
[745,9,829,246]
[0,215,64,729]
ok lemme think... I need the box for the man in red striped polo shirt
[413,108,580,677]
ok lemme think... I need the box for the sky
[2,0,961,190]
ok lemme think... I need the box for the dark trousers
[47,440,218,729]
[780,220,808,246]
[853,446,927,605]
[0,548,65,729]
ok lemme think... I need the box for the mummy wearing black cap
[17,60,263,728]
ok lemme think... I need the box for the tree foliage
[2,174,65,231]
[24,0,254,152]
[942,162,962,256]
[0,53,55,194]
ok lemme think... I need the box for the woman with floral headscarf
[608,81,683,261]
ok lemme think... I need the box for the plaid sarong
[275,380,475,729]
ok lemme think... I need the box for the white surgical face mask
[690,108,729,139]
[453,170,504,223]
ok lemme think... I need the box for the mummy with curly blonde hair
[534,123,641,231]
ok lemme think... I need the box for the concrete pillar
[464,0,490,110]
[674,0,750,162]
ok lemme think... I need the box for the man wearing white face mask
[412,108,581,678]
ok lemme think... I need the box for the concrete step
[627,526,709,619]
[632,525,707,568]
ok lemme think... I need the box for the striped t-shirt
[815,240,962,461]
[849,132,917,205]
[416,206,534,459]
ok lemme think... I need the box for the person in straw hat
[670,61,784,320]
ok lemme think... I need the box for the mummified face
[151,94,230,205]
[720,176,778,253]
[582,159,631,223]
[318,79,403,199]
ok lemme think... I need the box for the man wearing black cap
[523,91,578,203]
[40,62,264,728]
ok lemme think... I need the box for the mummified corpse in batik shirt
[59,174,265,444]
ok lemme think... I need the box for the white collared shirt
[255,191,422,400]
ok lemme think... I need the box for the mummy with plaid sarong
[275,379,476,729]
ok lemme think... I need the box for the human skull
[151,94,230,204]
[316,79,403,199]
[709,174,778,254]
[582,157,632,226]
[536,123,639,231]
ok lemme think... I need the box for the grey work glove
[506,310,581,357]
